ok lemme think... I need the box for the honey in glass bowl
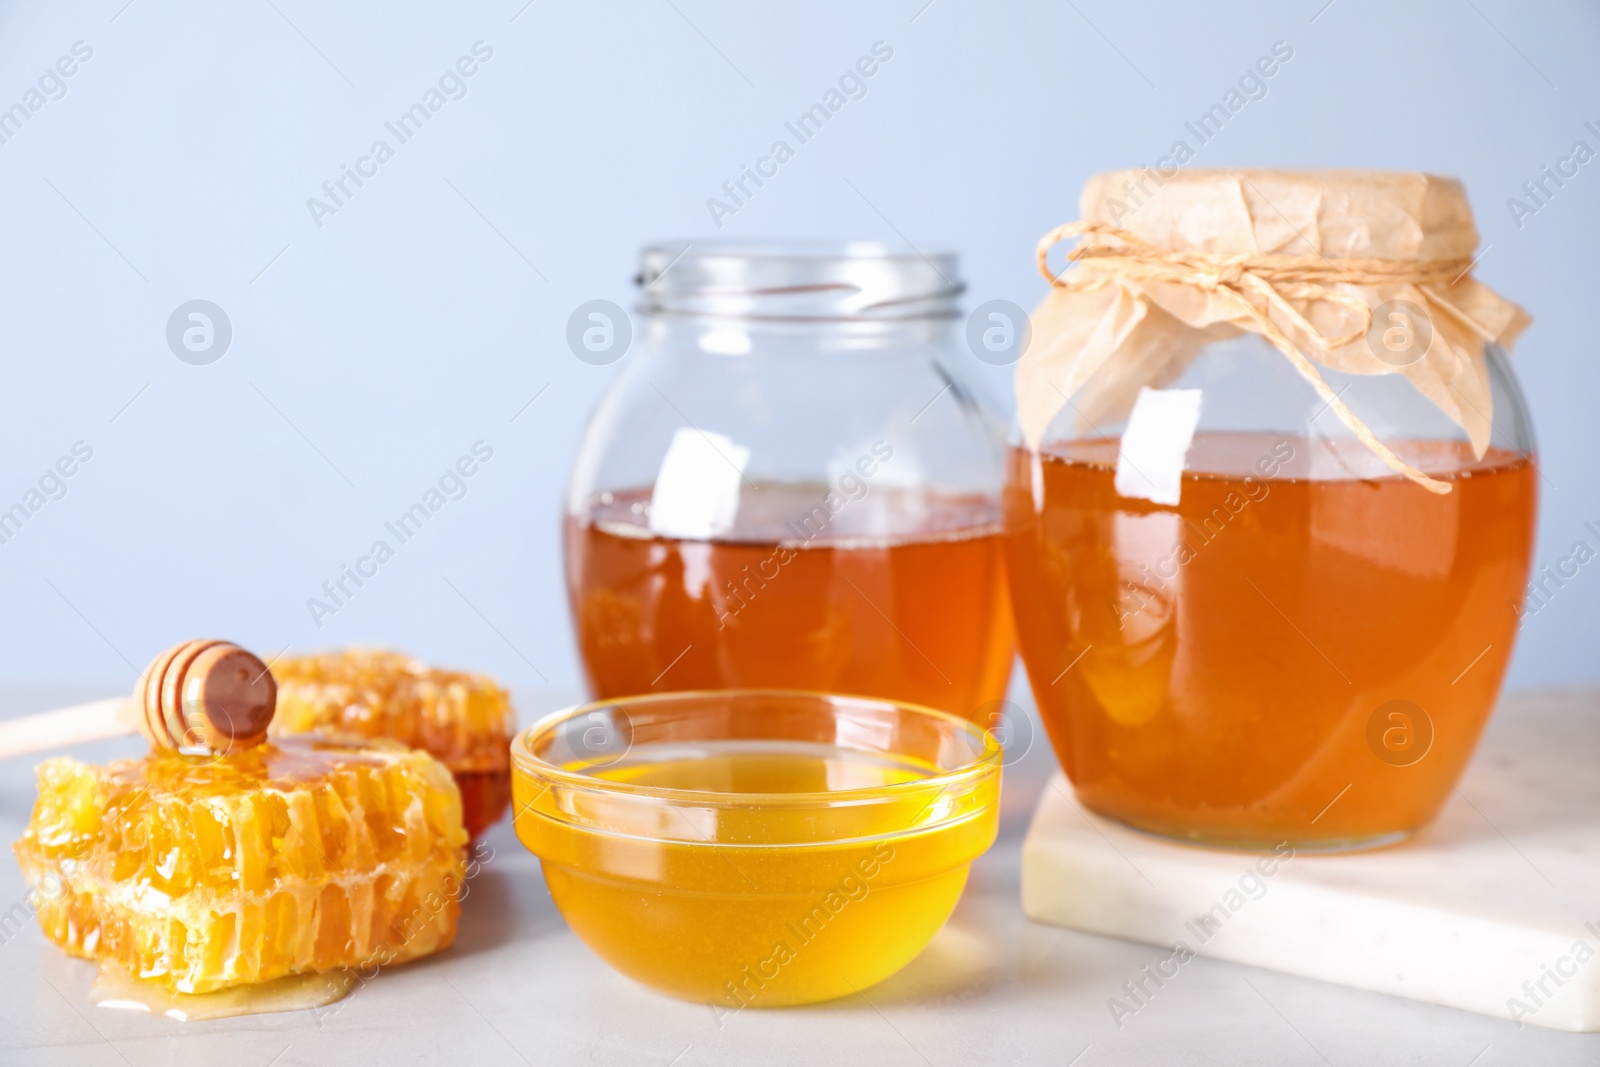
[511,690,1002,1006]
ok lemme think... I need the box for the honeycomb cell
[14,737,467,994]
[272,650,514,838]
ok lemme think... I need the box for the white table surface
[2,683,1598,1066]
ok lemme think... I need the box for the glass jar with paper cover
[1005,170,1537,850]
[564,242,1014,720]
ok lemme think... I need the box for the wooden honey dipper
[137,639,277,755]
[0,639,277,759]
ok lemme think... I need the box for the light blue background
[0,0,1594,696]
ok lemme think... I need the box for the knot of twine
[1037,220,1479,494]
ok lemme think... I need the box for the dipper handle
[0,697,137,760]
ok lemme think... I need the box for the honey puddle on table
[90,968,353,1021]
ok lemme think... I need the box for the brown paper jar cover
[1018,169,1530,492]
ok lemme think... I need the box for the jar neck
[637,241,963,321]
[640,311,957,355]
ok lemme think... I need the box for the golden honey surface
[89,967,354,1022]
[14,737,467,994]
[566,485,1016,720]
[516,745,999,1007]
[1004,433,1537,847]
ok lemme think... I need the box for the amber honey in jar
[565,242,1013,718]
[1009,170,1538,849]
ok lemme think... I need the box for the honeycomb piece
[13,737,467,994]
[271,650,514,837]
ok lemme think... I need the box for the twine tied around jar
[1037,220,1484,494]
[1018,171,1531,500]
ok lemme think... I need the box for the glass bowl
[510,690,1002,1006]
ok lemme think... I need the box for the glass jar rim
[636,240,964,321]
[512,688,1002,809]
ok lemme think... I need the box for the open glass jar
[1006,170,1538,850]
[565,242,1014,720]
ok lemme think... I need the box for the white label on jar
[649,427,751,540]
[1030,450,1046,514]
[1114,387,1203,507]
